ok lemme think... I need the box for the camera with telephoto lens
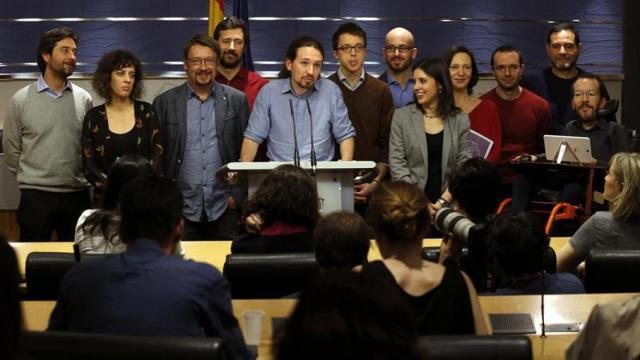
[433,207,491,291]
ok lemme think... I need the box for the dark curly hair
[247,165,320,230]
[92,49,144,103]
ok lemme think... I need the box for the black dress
[81,101,163,188]
[424,131,443,203]
[362,260,475,335]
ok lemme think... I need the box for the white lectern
[227,161,376,213]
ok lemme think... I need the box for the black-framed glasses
[187,58,217,66]
[337,44,366,53]
[383,45,414,53]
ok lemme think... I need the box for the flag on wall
[208,0,224,36]
[233,0,254,71]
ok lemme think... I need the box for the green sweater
[3,82,92,191]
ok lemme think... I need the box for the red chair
[496,199,582,236]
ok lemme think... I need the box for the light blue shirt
[36,76,73,99]
[244,78,355,161]
[386,73,415,109]
[177,85,227,222]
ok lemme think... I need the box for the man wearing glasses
[213,16,268,111]
[328,22,393,213]
[379,27,418,108]
[153,34,250,240]
[481,45,551,210]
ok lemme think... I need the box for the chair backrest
[416,335,532,360]
[25,252,77,300]
[223,252,319,298]
[21,331,225,360]
[25,252,109,300]
[585,249,640,293]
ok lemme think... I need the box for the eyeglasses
[187,58,216,66]
[574,90,599,98]
[220,38,244,47]
[494,64,521,73]
[383,45,414,53]
[337,44,366,53]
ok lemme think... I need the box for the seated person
[75,155,184,257]
[485,211,584,295]
[566,294,640,359]
[361,180,489,335]
[313,211,370,269]
[557,152,640,274]
[275,269,417,360]
[231,164,319,253]
[0,235,21,360]
[49,176,251,360]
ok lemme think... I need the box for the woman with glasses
[444,45,502,164]
[389,57,472,220]
[557,152,640,274]
[81,50,162,194]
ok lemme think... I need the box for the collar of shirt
[337,67,365,91]
[281,77,320,98]
[573,117,608,132]
[387,73,415,86]
[186,82,216,101]
[37,75,73,98]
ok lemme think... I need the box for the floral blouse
[81,101,163,188]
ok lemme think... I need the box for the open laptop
[544,135,595,164]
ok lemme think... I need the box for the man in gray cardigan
[3,27,92,242]
[154,34,250,240]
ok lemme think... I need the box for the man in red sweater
[481,45,551,210]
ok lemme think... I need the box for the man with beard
[522,23,612,134]
[379,27,418,108]
[3,27,93,241]
[481,45,551,210]
[213,16,268,110]
[153,34,250,240]
[328,22,393,212]
[240,36,355,162]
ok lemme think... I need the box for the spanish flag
[208,0,224,36]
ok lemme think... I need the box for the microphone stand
[289,99,301,167]
[305,99,317,176]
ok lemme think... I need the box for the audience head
[383,27,417,75]
[412,57,456,119]
[487,211,549,281]
[92,49,144,103]
[571,73,606,123]
[275,269,417,360]
[37,27,78,77]
[444,45,479,95]
[100,155,156,210]
[606,152,640,221]
[546,22,581,73]
[119,175,183,246]
[449,158,501,223]
[490,45,525,92]
[183,34,220,90]
[313,211,370,269]
[249,164,320,230]
[0,236,21,360]
[213,16,249,69]
[332,22,367,76]
[278,36,325,91]
[367,180,430,245]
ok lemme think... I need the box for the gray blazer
[153,82,250,201]
[389,105,472,192]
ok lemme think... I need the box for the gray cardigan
[389,104,472,191]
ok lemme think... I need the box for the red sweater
[216,67,269,111]
[468,99,502,164]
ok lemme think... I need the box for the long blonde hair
[609,152,640,221]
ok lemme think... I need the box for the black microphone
[540,246,547,337]
[289,99,300,167]
[305,99,317,176]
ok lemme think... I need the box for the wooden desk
[10,238,570,280]
[21,292,636,360]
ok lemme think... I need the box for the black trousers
[17,189,91,242]
[183,208,241,241]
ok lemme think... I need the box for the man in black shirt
[523,23,612,134]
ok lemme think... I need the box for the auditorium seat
[416,335,532,360]
[21,331,225,360]
[223,252,319,298]
[585,249,640,293]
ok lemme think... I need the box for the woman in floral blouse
[82,50,162,191]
